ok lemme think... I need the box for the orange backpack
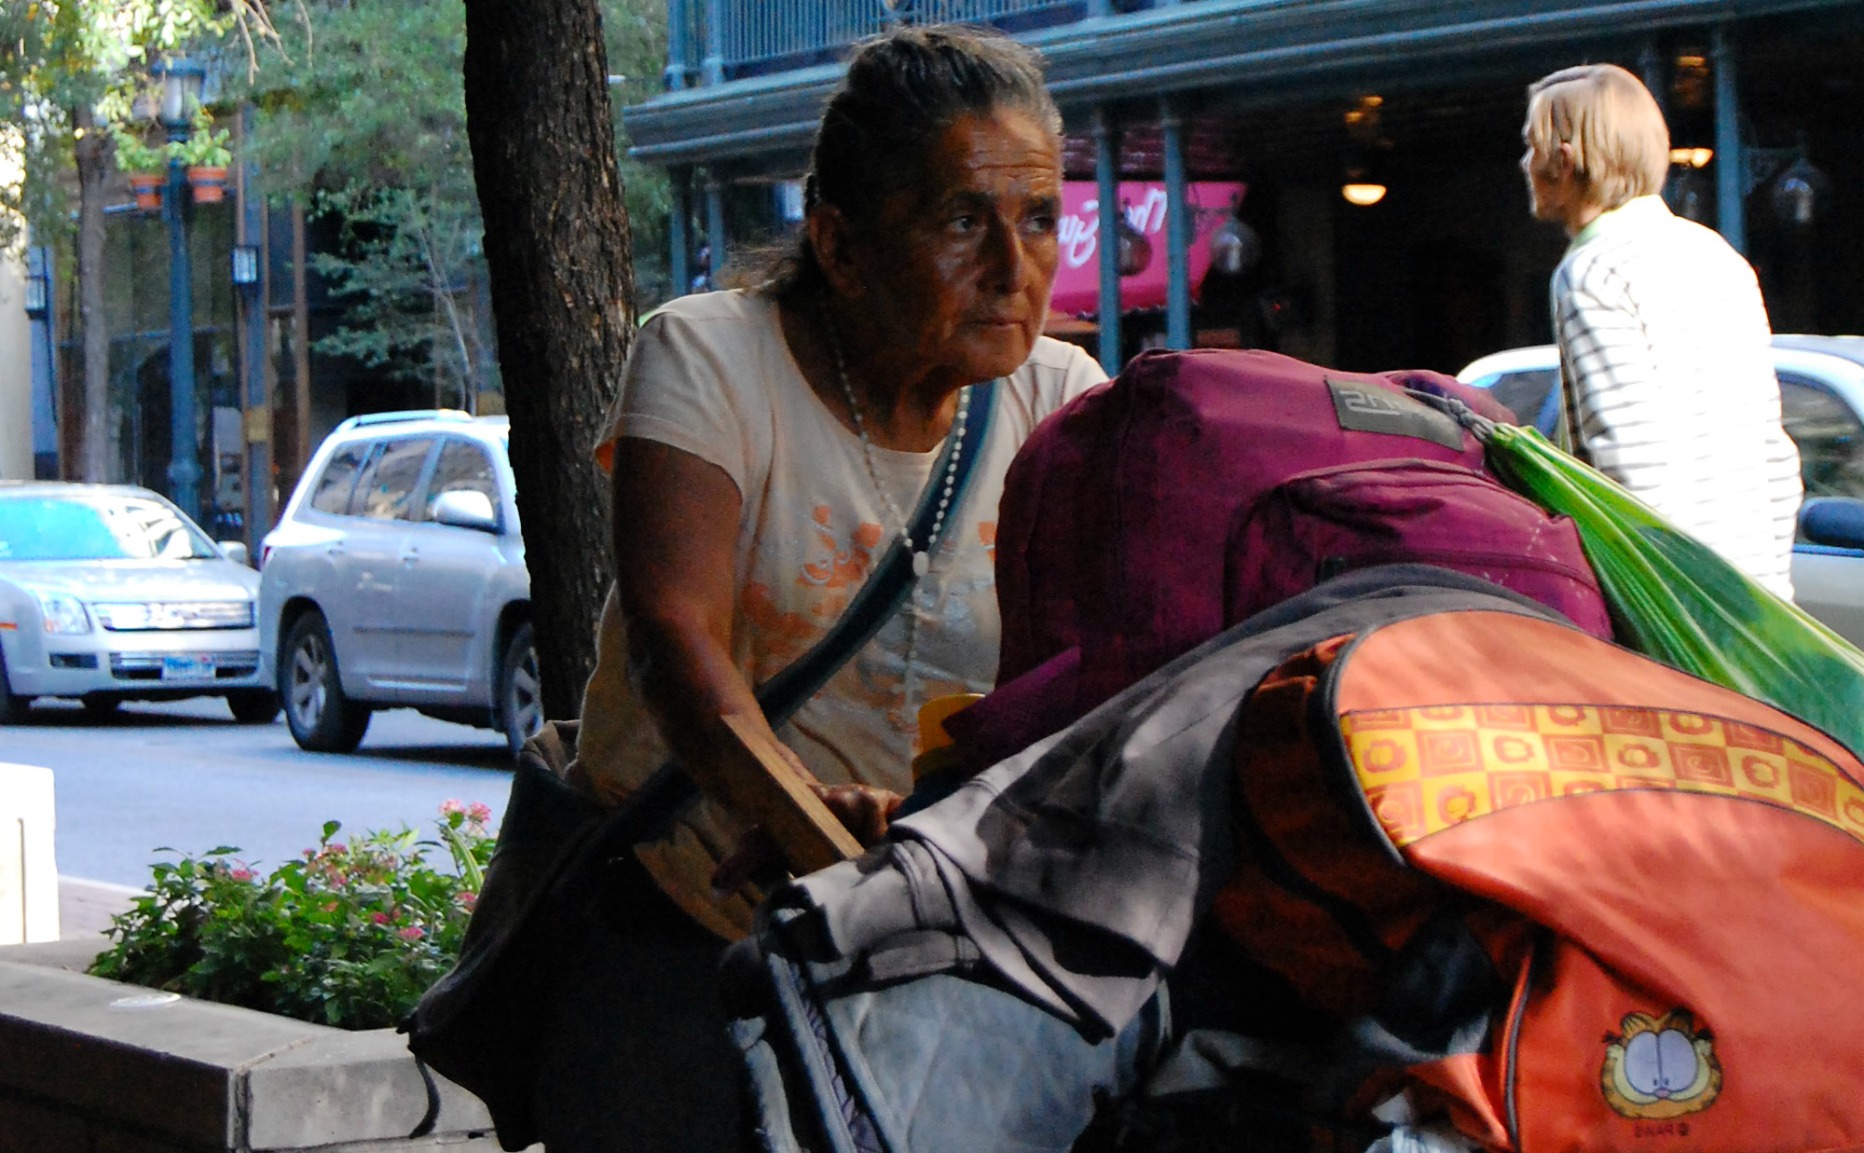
[1213,610,1864,1153]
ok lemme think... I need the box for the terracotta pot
[187,165,229,204]
[128,172,163,211]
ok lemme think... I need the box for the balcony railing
[670,0,1145,87]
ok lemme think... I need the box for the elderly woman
[541,26,1105,1153]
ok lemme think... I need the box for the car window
[0,494,214,561]
[309,444,370,515]
[1780,375,1864,501]
[351,436,436,521]
[1484,369,1560,431]
[426,438,501,520]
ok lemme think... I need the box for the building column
[239,106,272,541]
[1092,107,1124,375]
[664,0,691,90]
[1160,97,1191,351]
[1639,39,1667,119]
[27,244,60,480]
[705,171,728,287]
[670,166,695,298]
[1712,25,1745,254]
[164,145,202,523]
[702,0,726,85]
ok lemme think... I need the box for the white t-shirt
[577,288,1105,935]
[1553,195,1802,599]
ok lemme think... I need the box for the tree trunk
[461,0,635,721]
[73,104,111,483]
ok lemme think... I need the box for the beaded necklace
[819,306,974,719]
[818,307,971,578]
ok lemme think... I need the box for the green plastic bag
[1482,422,1864,755]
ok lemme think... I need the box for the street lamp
[23,272,49,321]
[152,56,205,523]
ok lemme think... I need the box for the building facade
[622,0,1864,377]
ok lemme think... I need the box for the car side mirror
[1800,496,1864,551]
[431,489,501,533]
[219,540,252,567]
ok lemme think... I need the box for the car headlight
[36,592,92,635]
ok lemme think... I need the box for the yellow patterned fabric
[1341,705,1864,849]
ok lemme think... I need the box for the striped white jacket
[1552,195,1802,599]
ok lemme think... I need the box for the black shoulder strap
[602,379,1002,846]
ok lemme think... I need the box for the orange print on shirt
[802,506,884,590]
[978,521,997,560]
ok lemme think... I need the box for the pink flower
[229,867,255,883]
[457,891,478,912]
[440,800,465,817]
[398,925,426,941]
[468,802,492,826]
[372,911,390,925]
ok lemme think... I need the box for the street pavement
[0,697,517,941]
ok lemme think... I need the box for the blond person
[1522,63,1801,598]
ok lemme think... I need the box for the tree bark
[73,104,111,482]
[461,0,635,720]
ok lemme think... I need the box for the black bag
[398,383,1001,1150]
[399,721,600,1146]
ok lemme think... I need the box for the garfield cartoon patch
[1601,1009,1723,1119]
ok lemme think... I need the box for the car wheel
[0,647,30,725]
[226,688,282,725]
[280,610,371,753]
[80,694,121,718]
[498,622,543,761]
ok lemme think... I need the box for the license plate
[161,654,215,681]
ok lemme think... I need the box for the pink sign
[1050,180,1247,317]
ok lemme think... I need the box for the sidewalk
[58,876,142,944]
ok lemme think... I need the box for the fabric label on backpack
[1326,377,1464,450]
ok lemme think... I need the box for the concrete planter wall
[0,942,535,1152]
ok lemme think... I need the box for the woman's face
[840,108,1063,389]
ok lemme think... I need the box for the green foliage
[231,0,491,403]
[0,0,276,249]
[88,801,495,1031]
[216,0,669,403]
[108,124,166,171]
[169,123,231,168]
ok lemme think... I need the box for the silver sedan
[0,482,279,723]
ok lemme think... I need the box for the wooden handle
[718,713,864,875]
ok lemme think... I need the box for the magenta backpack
[989,348,1611,726]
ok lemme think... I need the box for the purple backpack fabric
[960,349,1609,765]
[1226,458,1611,636]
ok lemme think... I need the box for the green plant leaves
[89,803,497,1031]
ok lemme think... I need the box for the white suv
[257,411,540,756]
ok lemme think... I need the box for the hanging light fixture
[1341,98,1389,207]
[1115,205,1152,277]
[1341,181,1387,207]
[1771,155,1830,227]
[1207,203,1261,277]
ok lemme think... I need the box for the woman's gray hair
[764,24,1062,299]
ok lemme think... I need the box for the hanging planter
[128,172,164,211]
[187,165,229,204]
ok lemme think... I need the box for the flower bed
[87,802,495,1030]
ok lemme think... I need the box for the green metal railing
[669,0,1110,86]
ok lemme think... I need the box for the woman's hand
[710,782,905,895]
[811,781,905,846]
